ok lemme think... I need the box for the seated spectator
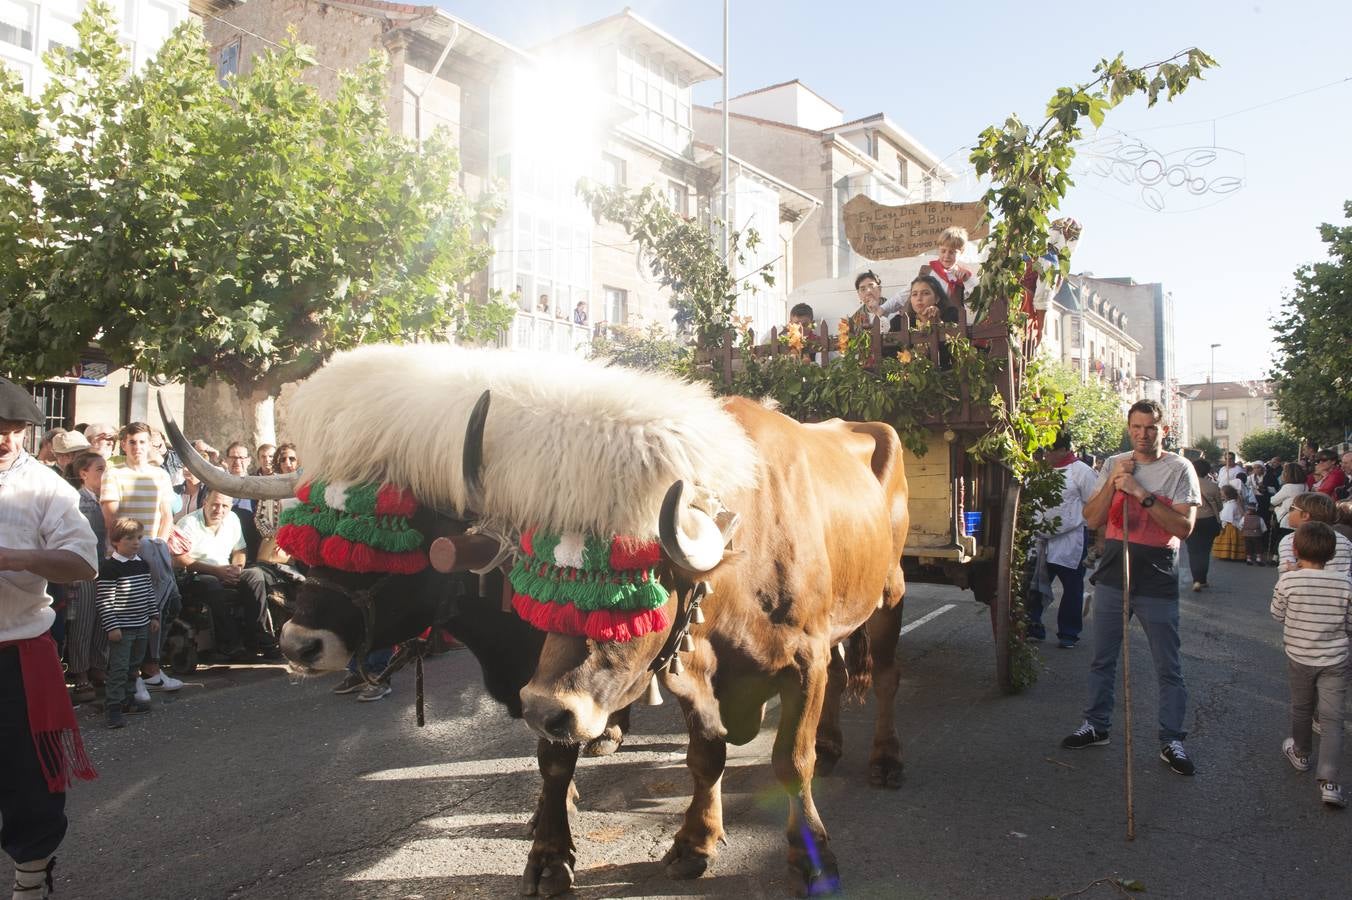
[851,270,904,331]
[896,274,961,330]
[38,427,65,470]
[172,490,252,661]
[85,423,118,460]
[191,438,220,467]
[223,442,262,562]
[51,429,91,476]
[1339,452,1352,501]
[573,301,589,326]
[175,464,205,522]
[1310,450,1348,498]
[789,302,816,333]
[1335,500,1352,544]
[537,293,552,315]
[252,443,275,476]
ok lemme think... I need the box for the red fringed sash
[0,634,98,792]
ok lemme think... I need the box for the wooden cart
[700,294,1034,692]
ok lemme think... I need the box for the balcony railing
[501,311,593,356]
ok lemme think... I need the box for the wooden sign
[842,196,990,260]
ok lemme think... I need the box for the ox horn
[462,390,490,512]
[658,480,728,574]
[156,392,299,501]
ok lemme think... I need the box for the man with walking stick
[1060,399,1201,777]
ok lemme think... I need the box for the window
[616,48,693,156]
[0,0,35,50]
[666,181,688,216]
[898,158,908,188]
[603,286,628,324]
[922,174,933,201]
[598,153,626,187]
[217,38,240,84]
[23,382,71,452]
[1214,407,1228,432]
[1265,400,1277,425]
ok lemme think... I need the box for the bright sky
[443,0,1352,385]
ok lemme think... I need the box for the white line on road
[900,603,957,635]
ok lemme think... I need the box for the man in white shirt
[173,490,250,660]
[1027,433,1101,648]
[0,378,99,897]
[1215,451,1246,494]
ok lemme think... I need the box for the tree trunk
[238,387,276,449]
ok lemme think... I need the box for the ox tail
[845,626,872,702]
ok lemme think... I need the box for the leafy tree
[1191,435,1222,462]
[970,49,1217,324]
[578,182,771,346]
[1238,426,1301,463]
[589,320,692,374]
[0,2,509,442]
[1037,362,1125,455]
[1269,202,1352,446]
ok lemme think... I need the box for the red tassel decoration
[609,538,662,571]
[296,481,312,503]
[321,535,355,569]
[375,483,418,517]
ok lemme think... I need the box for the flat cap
[0,377,44,426]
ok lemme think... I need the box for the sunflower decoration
[837,318,851,355]
[896,349,913,364]
[785,322,805,352]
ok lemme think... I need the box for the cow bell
[679,632,695,653]
[644,674,663,706]
[668,654,684,676]
[690,604,706,625]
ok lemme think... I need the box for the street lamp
[1209,343,1221,445]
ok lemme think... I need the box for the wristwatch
[1139,494,1156,508]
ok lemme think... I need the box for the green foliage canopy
[1269,201,1352,447]
[1036,362,1126,456]
[1238,426,1301,463]
[0,2,507,400]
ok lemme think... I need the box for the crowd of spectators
[34,422,325,718]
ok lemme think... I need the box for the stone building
[1068,274,1174,386]
[692,80,955,287]
[1179,380,1281,454]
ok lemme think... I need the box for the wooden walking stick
[1121,496,1136,842]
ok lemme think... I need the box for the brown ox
[512,396,909,895]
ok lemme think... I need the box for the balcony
[502,311,593,356]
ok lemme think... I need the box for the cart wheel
[993,479,1022,694]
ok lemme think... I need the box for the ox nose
[289,635,323,666]
[543,709,577,741]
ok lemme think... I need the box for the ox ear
[658,481,729,574]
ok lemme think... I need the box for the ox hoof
[813,745,842,778]
[868,757,904,790]
[582,728,624,758]
[520,854,575,897]
[787,855,841,897]
[662,841,713,880]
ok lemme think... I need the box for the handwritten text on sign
[842,196,989,260]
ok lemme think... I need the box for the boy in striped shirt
[96,519,160,728]
[1277,492,1352,583]
[1272,521,1352,808]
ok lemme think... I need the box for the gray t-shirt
[1090,451,1201,600]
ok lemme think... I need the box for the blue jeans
[348,648,393,679]
[1028,563,1086,643]
[1084,592,1188,742]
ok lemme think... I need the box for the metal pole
[1121,497,1135,841]
[721,0,730,259]
[1209,343,1220,444]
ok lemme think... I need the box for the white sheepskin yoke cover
[285,344,760,539]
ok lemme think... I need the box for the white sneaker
[1320,780,1347,808]
[142,672,184,692]
[133,677,151,705]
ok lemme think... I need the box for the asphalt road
[58,549,1352,900]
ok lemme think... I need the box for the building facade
[1068,274,1174,386]
[692,80,955,288]
[1179,380,1282,454]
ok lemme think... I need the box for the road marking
[900,603,957,635]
